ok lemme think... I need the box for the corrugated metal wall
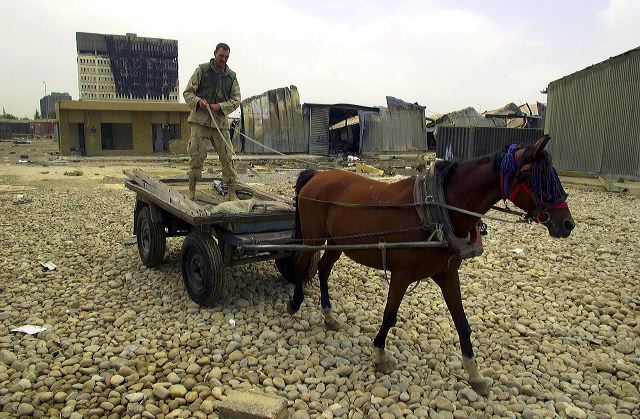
[360,108,426,152]
[435,126,543,161]
[240,86,305,154]
[308,107,329,155]
[546,48,640,179]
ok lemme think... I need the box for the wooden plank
[124,169,207,216]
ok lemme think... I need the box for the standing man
[183,42,241,200]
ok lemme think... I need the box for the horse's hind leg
[317,248,342,330]
[373,271,411,374]
[434,269,490,396]
[288,250,315,314]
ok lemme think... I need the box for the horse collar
[414,162,484,259]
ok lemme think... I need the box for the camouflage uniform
[183,59,241,197]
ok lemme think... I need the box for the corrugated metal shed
[435,126,543,161]
[240,86,305,154]
[545,46,640,179]
[308,107,329,155]
[303,103,379,156]
[360,107,426,152]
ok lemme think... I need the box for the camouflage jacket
[183,60,241,129]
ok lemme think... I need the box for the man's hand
[209,103,222,112]
[198,98,209,111]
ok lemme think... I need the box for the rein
[298,195,530,224]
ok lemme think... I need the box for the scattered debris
[13,194,32,204]
[510,248,524,254]
[18,160,30,164]
[11,325,47,335]
[356,162,385,176]
[347,155,360,162]
[123,237,137,245]
[40,261,57,271]
[64,170,83,176]
[597,176,627,193]
[229,319,236,327]
[40,171,49,174]
[213,179,226,196]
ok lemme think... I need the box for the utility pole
[43,81,47,97]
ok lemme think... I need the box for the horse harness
[414,161,485,260]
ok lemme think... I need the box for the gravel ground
[0,168,639,419]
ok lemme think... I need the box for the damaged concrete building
[57,100,189,156]
[76,32,179,102]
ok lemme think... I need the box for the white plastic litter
[11,325,47,335]
[510,248,524,254]
[40,261,57,271]
[229,319,236,327]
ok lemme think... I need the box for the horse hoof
[375,358,396,375]
[287,300,299,315]
[470,379,491,397]
[324,318,340,331]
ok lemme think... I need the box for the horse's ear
[532,135,550,158]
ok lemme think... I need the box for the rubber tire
[275,251,321,284]
[181,232,224,306]
[136,205,166,267]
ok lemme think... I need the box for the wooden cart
[124,169,319,306]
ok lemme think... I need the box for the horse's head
[499,135,575,238]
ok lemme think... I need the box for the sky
[2,0,639,118]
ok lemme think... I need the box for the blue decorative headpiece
[500,144,519,198]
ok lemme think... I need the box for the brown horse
[288,136,574,395]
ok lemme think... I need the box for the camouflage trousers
[187,122,236,184]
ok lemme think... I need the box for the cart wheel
[276,251,321,284]
[137,205,166,267]
[181,231,224,306]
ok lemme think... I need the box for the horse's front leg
[318,249,342,330]
[434,269,490,396]
[373,271,411,374]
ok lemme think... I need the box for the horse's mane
[439,144,566,205]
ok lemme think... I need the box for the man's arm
[183,67,207,110]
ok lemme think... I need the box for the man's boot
[226,180,239,201]
[187,176,197,200]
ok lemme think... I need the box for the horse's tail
[294,168,318,242]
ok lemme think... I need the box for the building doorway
[152,123,180,152]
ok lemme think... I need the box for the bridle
[499,144,568,225]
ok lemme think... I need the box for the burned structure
[76,32,179,102]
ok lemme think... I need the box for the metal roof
[302,103,380,112]
[548,46,640,86]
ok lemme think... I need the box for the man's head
[213,43,230,69]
